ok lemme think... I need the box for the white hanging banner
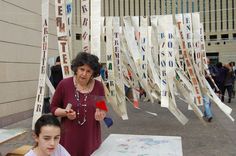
[55,0,73,78]
[175,14,203,106]
[113,17,122,83]
[113,17,128,119]
[106,17,128,119]
[140,17,148,87]
[66,0,73,59]
[81,0,90,52]
[192,13,202,71]
[157,15,170,108]
[191,13,206,89]
[32,0,49,129]
[91,0,101,58]
[147,25,161,89]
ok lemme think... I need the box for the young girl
[25,115,70,156]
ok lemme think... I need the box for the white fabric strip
[32,0,49,129]
[81,0,90,52]
[157,15,170,108]
[106,17,128,119]
[66,0,72,59]
[91,0,101,59]
[175,14,203,106]
[55,0,73,78]
[113,17,128,119]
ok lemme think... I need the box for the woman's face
[35,125,61,156]
[76,64,94,85]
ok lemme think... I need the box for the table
[92,134,183,156]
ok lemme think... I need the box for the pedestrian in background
[50,56,63,89]
[222,63,235,103]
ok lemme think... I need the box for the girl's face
[35,125,61,156]
[76,64,94,85]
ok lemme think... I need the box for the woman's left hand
[95,108,106,121]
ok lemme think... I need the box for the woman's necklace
[73,76,91,125]
[75,90,88,125]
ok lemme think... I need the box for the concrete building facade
[0,0,235,126]
[97,0,236,64]
[0,0,59,127]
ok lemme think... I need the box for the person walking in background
[25,114,70,156]
[214,62,226,93]
[99,64,107,81]
[203,58,218,122]
[50,52,107,156]
[50,56,63,89]
[230,61,236,98]
[222,63,235,103]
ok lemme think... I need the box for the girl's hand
[66,109,76,120]
[95,108,106,121]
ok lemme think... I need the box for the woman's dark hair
[71,52,101,77]
[34,115,61,137]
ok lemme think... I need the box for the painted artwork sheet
[92,134,183,156]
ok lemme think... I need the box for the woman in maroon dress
[50,52,106,156]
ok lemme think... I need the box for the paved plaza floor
[0,97,236,156]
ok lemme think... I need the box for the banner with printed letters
[32,0,49,129]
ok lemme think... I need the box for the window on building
[226,0,229,30]
[210,35,217,41]
[181,0,183,13]
[220,0,223,30]
[233,33,236,39]
[209,0,211,32]
[192,1,194,12]
[221,34,229,40]
[186,0,189,13]
[154,0,157,14]
[160,0,162,15]
[215,0,217,31]
[233,0,235,29]
[197,0,200,12]
[206,52,219,64]
[76,33,81,40]
[203,0,206,30]
[175,0,178,13]
[165,0,167,14]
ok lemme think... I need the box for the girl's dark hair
[34,115,61,137]
[71,52,101,77]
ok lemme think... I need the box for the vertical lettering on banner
[55,0,72,78]
[113,17,122,82]
[32,0,49,129]
[140,16,148,83]
[158,15,169,108]
[175,14,203,106]
[106,17,119,115]
[191,13,205,88]
[81,0,90,52]
[66,0,72,59]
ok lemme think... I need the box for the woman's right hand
[66,109,76,120]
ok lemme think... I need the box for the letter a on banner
[32,0,49,129]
